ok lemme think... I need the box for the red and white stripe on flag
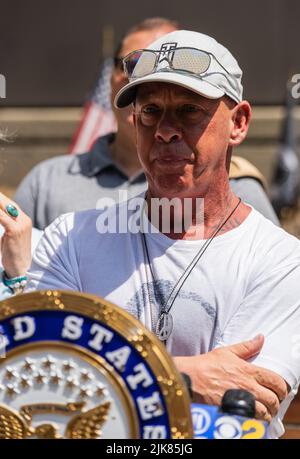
[69,58,117,155]
[69,102,117,154]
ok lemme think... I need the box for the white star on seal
[5,367,18,381]
[65,377,78,389]
[80,369,94,382]
[41,355,56,370]
[20,375,32,389]
[34,371,47,385]
[95,384,108,398]
[62,360,76,373]
[6,384,20,398]
[22,358,35,373]
[79,386,93,399]
[49,372,63,386]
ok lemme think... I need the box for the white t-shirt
[27,199,300,438]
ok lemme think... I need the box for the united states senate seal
[0,290,193,439]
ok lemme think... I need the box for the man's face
[110,26,177,134]
[134,82,236,199]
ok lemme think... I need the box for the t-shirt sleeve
[26,214,82,292]
[14,165,40,227]
[218,260,300,389]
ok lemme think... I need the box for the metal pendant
[156,312,173,342]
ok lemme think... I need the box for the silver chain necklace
[140,196,242,343]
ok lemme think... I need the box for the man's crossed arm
[174,334,289,423]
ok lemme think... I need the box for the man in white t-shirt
[27,30,300,437]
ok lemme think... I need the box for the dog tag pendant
[156,312,173,342]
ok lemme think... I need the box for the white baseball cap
[114,30,243,108]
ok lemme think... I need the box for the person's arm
[219,259,300,389]
[174,335,288,423]
[230,177,280,225]
[26,213,82,292]
[175,253,300,425]
[0,193,32,278]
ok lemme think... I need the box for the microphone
[191,388,268,439]
[221,389,256,418]
[179,372,267,438]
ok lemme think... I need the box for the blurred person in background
[14,18,279,230]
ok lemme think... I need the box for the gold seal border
[0,290,194,439]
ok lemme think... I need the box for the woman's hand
[0,193,32,278]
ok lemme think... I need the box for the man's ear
[229,101,251,147]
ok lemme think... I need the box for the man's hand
[174,335,288,423]
[0,193,32,278]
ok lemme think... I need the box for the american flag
[69,57,117,154]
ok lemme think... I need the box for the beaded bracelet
[3,272,28,295]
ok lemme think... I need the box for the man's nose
[154,111,182,143]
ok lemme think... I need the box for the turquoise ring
[5,204,19,218]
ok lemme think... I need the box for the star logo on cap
[158,42,178,65]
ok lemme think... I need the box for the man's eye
[142,106,160,114]
[177,105,210,123]
[138,106,161,126]
[180,105,204,114]
[183,105,199,112]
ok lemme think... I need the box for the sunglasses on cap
[123,47,230,80]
